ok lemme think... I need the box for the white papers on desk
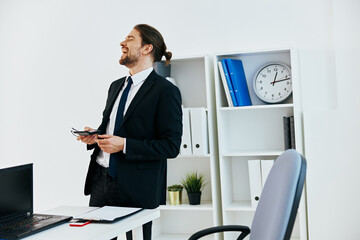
[75,206,142,222]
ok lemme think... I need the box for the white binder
[190,108,209,155]
[180,108,192,155]
[248,160,262,208]
[218,61,234,107]
[260,160,274,188]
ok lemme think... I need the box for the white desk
[22,206,160,240]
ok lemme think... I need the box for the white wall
[304,0,360,239]
[0,0,358,239]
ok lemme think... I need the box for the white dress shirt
[96,67,153,168]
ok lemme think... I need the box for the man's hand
[96,135,125,154]
[77,127,97,145]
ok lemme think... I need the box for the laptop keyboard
[0,215,52,232]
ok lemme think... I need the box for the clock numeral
[262,74,266,78]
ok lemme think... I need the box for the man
[77,24,182,240]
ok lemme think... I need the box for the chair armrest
[188,225,250,240]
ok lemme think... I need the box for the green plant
[167,184,183,191]
[181,171,206,193]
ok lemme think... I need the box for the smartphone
[72,129,102,136]
[69,219,92,227]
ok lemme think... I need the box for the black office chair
[189,149,307,240]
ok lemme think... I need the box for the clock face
[253,63,292,103]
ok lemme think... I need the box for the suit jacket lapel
[121,71,157,124]
[103,77,126,121]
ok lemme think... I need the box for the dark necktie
[108,77,133,177]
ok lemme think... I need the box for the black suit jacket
[84,70,182,209]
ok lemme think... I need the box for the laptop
[0,164,72,239]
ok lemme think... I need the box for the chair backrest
[250,149,306,240]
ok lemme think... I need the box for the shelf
[159,200,213,211]
[154,233,214,240]
[169,154,212,160]
[154,210,216,240]
[221,150,283,157]
[154,233,191,240]
[224,200,302,213]
[171,57,208,108]
[215,49,306,240]
[153,55,221,240]
[224,201,254,212]
[218,105,294,154]
[219,103,293,111]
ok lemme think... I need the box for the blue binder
[221,59,238,107]
[225,58,252,106]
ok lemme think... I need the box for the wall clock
[253,63,292,103]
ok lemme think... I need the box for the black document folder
[73,206,143,223]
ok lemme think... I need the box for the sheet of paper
[75,206,142,221]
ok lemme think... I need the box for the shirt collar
[127,67,153,86]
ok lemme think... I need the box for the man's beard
[119,52,140,67]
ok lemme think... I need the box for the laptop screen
[0,164,33,224]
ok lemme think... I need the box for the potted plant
[167,184,183,205]
[181,171,206,205]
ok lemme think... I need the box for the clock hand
[272,72,278,86]
[270,77,290,85]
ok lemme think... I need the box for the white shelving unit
[213,49,307,240]
[153,56,222,240]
